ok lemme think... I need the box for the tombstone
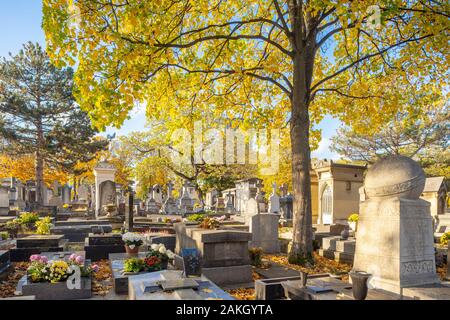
[205,190,218,210]
[152,184,163,206]
[179,181,195,215]
[280,192,293,220]
[162,182,178,215]
[146,191,159,215]
[0,250,10,273]
[255,184,266,213]
[78,184,89,202]
[353,155,440,294]
[10,235,66,262]
[84,233,125,260]
[181,248,201,277]
[61,185,71,205]
[225,192,234,214]
[268,182,280,214]
[244,197,259,222]
[93,161,117,218]
[0,186,9,215]
[214,197,225,212]
[250,213,280,253]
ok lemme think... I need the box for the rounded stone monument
[364,155,426,200]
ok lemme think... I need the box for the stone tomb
[249,213,280,253]
[10,235,66,262]
[319,236,355,264]
[0,250,10,273]
[175,223,252,285]
[84,233,125,261]
[353,155,440,294]
[51,224,113,242]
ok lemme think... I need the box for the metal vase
[349,271,371,300]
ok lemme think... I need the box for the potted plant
[123,257,146,274]
[122,232,144,255]
[148,243,175,270]
[17,212,40,231]
[347,213,359,232]
[35,217,53,235]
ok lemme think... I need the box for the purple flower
[92,264,99,272]
[75,256,84,264]
[39,256,48,264]
[30,254,39,262]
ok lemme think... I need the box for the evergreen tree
[0,42,108,205]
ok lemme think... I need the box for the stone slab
[85,244,125,261]
[16,235,64,248]
[86,233,124,246]
[335,239,356,254]
[402,283,450,300]
[10,247,65,262]
[0,250,10,273]
[201,264,252,286]
[51,225,113,242]
[20,275,92,300]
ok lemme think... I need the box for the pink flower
[75,256,84,264]
[92,264,99,272]
[39,256,48,264]
[30,255,39,262]
[69,253,77,261]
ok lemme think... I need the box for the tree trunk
[288,4,315,264]
[35,118,45,206]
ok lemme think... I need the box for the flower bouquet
[122,232,144,255]
[148,243,175,270]
[27,254,99,283]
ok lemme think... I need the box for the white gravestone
[353,155,439,294]
[268,182,280,214]
[93,161,117,218]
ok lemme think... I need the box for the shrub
[18,212,40,225]
[440,232,450,246]
[249,247,263,267]
[0,231,8,240]
[187,213,205,222]
[35,217,53,235]
[5,219,20,238]
[347,213,359,223]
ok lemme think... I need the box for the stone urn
[340,227,349,240]
[364,155,426,200]
[349,271,371,300]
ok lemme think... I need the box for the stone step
[335,239,356,254]
[334,251,354,264]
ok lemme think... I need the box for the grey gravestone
[84,233,125,260]
[125,192,134,231]
[20,275,92,300]
[99,180,116,213]
[10,235,66,262]
[151,235,176,252]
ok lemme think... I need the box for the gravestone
[152,184,163,206]
[84,233,125,260]
[180,181,195,214]
[174,223,252,285]
[353,155,439,294]
[10,235,66,262]
[0,186,9,215]
[215,197,225,212]
[151,235,176,252]
[162,182,178,215]
[255,185,266,213]
[99,181,116,214]
[268,183,280,214]
[250,213,280,253]
[225,192,234,214]
[146,191,159,215]
[50,224,113,242]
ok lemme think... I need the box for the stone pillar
[125,191,134,231]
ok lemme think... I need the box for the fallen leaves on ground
[0,262,29,298]
[226,288,255,300]
[263,252,352,281]
[92,260,113,296]
[437,264,448,281]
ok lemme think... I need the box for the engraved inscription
[401,260,434,275]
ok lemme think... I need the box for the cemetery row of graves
[0,155,448,300]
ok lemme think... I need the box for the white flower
[166,250,175,259]
[159,246,167,254]
[128,244,135,249]
[151,244,159,251]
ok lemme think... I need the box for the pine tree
[0,42,108,205]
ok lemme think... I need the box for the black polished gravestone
[51,224,113,242]
[10,235,66,262]
[0,250,10,273]
[84,233,125,261]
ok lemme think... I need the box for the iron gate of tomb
[321,184,332,224]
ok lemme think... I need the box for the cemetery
[0,0,449,308]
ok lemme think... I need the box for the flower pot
[300,271,308,287]
[125,245,140,255]
[349,271,371,300]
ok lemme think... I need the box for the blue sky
[0,1,341,160]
